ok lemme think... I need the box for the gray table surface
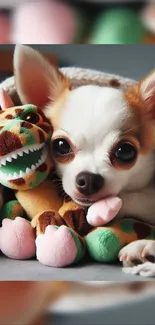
[0,254,153,281]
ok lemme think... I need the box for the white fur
[120,240,155,277]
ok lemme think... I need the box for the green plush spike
[2,200,25,220]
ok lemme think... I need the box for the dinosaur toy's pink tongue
[86,196,122,227]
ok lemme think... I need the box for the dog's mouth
[74,197,96,207]
[0,143,48,181]
[73,191,115,207]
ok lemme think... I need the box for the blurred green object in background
[73,9,89,44]
[90,8,147,44]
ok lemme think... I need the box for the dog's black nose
[76,172,104,196]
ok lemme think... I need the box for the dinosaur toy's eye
[25,112,40,124]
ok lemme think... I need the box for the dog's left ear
[14,45,71,109]
[140,71,155,122]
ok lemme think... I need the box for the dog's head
[14,45,155,206]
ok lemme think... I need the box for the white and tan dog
[14,45,155,276]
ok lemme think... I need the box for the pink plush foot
[36,225,78,267]
[0,217,36,259]
[87,197,122,226]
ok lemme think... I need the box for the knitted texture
[0,67,136,105]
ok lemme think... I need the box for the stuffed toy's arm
[0,199,36,259]
[86,196,122,226]
[85,217,155,263]
[2,200,25,220]
[85,197,155,263]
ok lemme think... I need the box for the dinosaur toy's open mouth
[0,143,48,181]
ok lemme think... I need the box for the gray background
[0,44,155,81]
[34,45,155,81]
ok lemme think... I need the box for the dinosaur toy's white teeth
[12,153,18,160]
[26,167,31,174]
[23,149,29,154]
[19,152,24,157]
[19,171,23,177]
[0,146,48,181]
[0,159,7,166]
[0,143,44,166]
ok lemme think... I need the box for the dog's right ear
[14,45,70,109]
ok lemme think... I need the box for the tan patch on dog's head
[45,87,71,131]
[123,72,155,155]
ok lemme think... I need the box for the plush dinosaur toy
[0,88,88,267]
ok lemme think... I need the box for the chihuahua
[13,45,155,276]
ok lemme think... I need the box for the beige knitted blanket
[0,67,136,105]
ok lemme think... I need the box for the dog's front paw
[119,239,155,268]
[123,262,155,277]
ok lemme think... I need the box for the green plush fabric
[86,228,121,262]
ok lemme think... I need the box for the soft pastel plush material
[12,1,85,44]
[1,68,155,267]
[0,13,10,43]
[90,8,146,44]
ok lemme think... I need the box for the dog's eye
[25,112,40,124]
[52,138,72,156]
[111,142,137,165]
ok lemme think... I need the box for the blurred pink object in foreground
[11,0,78,44]
[0,12,10,43]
